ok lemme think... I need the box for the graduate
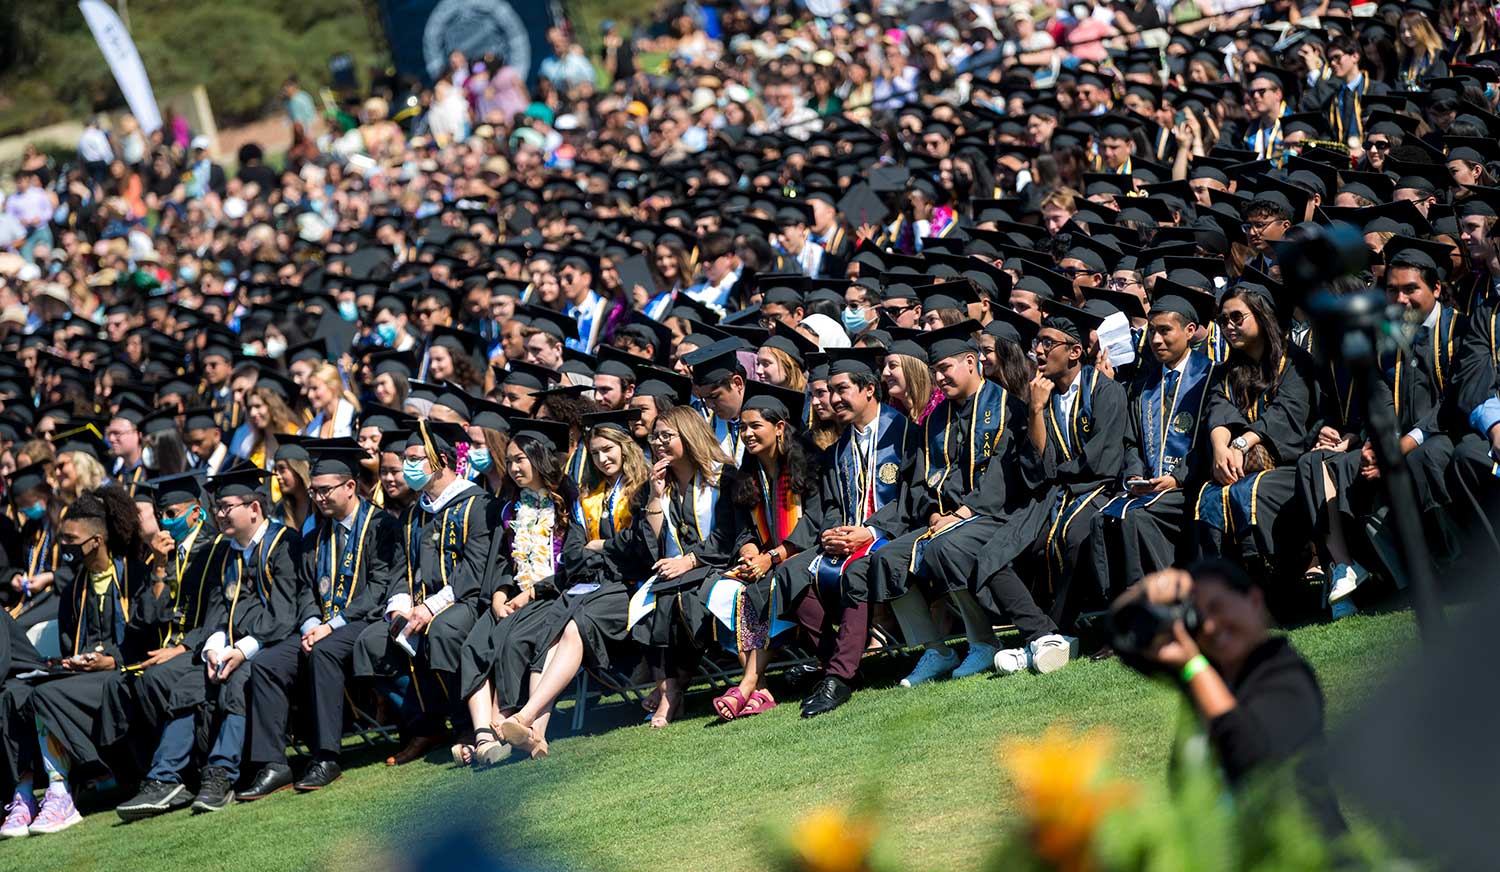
[1195,284,1320,581]
[1089,289,1219,591]
[1447,290,1500,565]
[239,443,401,799]
[9,486,151,835]
[795,348,916,717]
[118,468,301,816]
[1,463,67,629]
[465,399,513,498]
[625,406,739,728]
[0,610,47,838]
[683,340,750,464]
[712,381,822,721]
[353,420,493,766]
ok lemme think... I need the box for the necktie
[1165,368,1180,394]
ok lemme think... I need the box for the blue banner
[379,0,556,86]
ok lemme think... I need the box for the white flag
[79,0,162,134]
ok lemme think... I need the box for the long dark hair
[503,434,578,535]
[731,407,819,509]
[1222,286,1287,413]
[992,338,1033,396]
[70,483,145,563]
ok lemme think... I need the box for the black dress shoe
[783,662,823,685]
[236,763,293,802]
[294,760,342,792]
[800,676,852,718]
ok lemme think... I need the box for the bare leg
[651,675,682,729]
[737,647,768,697]
[465,680,493,734]
[1321,461,1354,566]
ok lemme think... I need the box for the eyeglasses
[1107,278,1141,291]
[214,501,248,517]
[1246,87,1276,98]
[649,431,678,444]
[309,481,352,499]
[1031,336,1070,353]
[1217,310,1251,327]
[1242,219,1280,233]
[105,427,136,439]
[414,306,442,317]
[1363,140,1391,151]
[1059,267,1097,278]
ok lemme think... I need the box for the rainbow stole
[1104,353,1214,518]
[920,380,1008,515]
[752,468,802,547]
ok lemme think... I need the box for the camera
[1108,597,1201,661]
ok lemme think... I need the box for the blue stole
[1042,369,1106,589]
[713,415,745,464]
[644,289,675,321]
[812,406,908,592]
[1204,323,1230,364]
[314,500,374,620]
[1103,353,1214,519]
[920,381,1008,515]
[566,442,589,483]
[1194,355,1289,534]
[403,494,479,598]
[566,291,606,352]
[662,475,717,559]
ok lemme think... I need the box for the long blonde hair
[656,406,732,484]
[584,425,650,505]
[760,345,807,391]
[894,353,937,422]
[310,362,361,415]
[1398,12,1445,63]
[57,450,106,499]
[251,387,300,438]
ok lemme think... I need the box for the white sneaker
[1029,634,1078,674]
[993,647,1029,674]
[1327,562,1370,604]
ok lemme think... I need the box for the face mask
[142,446,156,470]
[58,540,88,567]
[20,502,45,521]
[376,323,399,346]
[842,306,870,335]
[468,446,492,473]
[338,300,359,322]
[403,458,433,491]
[265,337,288,358]
[160,507,200,542]
[178,265,199,283]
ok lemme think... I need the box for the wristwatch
[1230,436,1249,452]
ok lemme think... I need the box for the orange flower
[1000,725,1135,872]
[789,806,877,872]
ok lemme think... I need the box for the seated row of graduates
[7,252,1500,817]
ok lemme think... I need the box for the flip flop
[712,687,749,721]
[739,689,777,717]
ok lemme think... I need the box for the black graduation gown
[1018,367,1127,620]
[353,483,493,679]
[734,465,826,647]
[811,405,918,607]
[1195,348,1319,571]
[621,468,739,652]
[133,522,302,723]
[0,611,46,794]
[458,497,590,705]
[1090,352,1219,592]
[1446,301,1500,561]
[28,556,153,775]
[0,514,65,629]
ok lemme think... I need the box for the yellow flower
[1000,725,1134,872]
[789,806,877,872]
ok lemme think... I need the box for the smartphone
[388,614,409,639]
[1126,478,1151,489]
[1174,111,1186,125]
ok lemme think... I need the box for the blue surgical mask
[338,300,359,322]
[402,458,433,490]
[20,501,45,521]
[375,323,399,346]
[468,446,492,473]
[841,305,869,335]
[160,506,200,542]
[178,265,199,283]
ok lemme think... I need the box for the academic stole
[1392,308,1456,423]
[662,473,716,558]
[403,495,477,604]
[225,522,286,645]
[317,501,374,621]
[574,476,629,540]
[165,530,226,647]
[1328,77,1367,144]
[1193,354,1291,535]
[10,508,63,617]
[72,558,128,656]
[922,382,1007,515]
[1103,356,1215,519]
[567,442,590,484]
[752,466,802,547]
[1043,369,1107,592]
[1246,101,1286,162]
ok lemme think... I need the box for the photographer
[1114,559,1345,835]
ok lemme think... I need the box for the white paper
[1098,310,1136,367]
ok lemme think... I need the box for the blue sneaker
[952,642,999,678]
[899,647,959,687]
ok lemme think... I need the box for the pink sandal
[712,687,749,721]
[738,689,777,717]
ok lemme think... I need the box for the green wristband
[1180,654,1210,683]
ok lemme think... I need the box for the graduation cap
[581,408,642,434]
[762,328,818,366]
[1150,283,1217,326]
[274,434,313,464]
[1387,159,1453,195]
[666,293,721,326]
[742,379,807,424]
[1445,136,1500,165]
[520,305,580,342]
[1040,300,1106,344]
[632,364,693,406]
[1015,265,1076,303]
[407,419,469,466]
[428,325,490,373]
[151,472,203,509]
[837,182,891,227]
[308,441,368,479]
[205,467,271,500]
[683,339,747,386]
[1456,185,1500,219]
[1383,234,1458,278]
[914,319,983,365]
[7,462,50,498]
[286,337,333,366]
[359,403,415,433]
[500,360,561,392]
[508,418,571,452]
[1083,286,1148,321]
[433,383,474,421]
[823,346,885,379]
[984,306,1040,350]
[616,312,673,362]
[917,280,979,313]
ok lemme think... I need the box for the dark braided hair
[70,483,145,563]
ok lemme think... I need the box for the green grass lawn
[4,611,1415,872]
